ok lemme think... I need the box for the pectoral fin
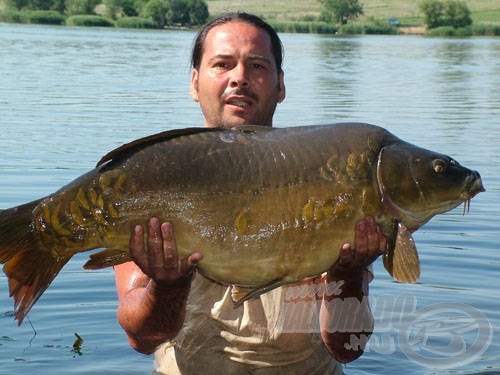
[83,248,131,269]
[383,222,420,283]
[231,278,284,307]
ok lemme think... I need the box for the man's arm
[319,216,387,363]
[115,218,202,354]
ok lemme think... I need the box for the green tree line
[319,0,473,29]
[419,0,472,28]
[1,0,208,27]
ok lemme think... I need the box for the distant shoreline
[398,25,426,35]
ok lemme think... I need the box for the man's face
[191,21,286,128]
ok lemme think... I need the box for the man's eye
[251,63,265,70]
[212,61,230,69]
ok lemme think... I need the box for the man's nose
[229,64,249,88]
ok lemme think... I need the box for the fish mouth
[466,170,485,197]
[461,172,485,214]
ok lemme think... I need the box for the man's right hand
[115,217,201,353]
[129,217,203,287]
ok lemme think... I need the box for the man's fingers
[130,224,146,267]
[129,218,201,286]
[160,221,202,281]
[352,215,387,265]
[354,219,368,264]
[161,221,179,271]
[186,252,203,269]
[366,221,382,253]
[147,217,164,270]
[378,235,388,255]
[365,218,387,257]
[339,243,353,265]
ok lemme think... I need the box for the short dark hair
[191,12,284,74]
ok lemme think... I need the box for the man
[115,12,386,374]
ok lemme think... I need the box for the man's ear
[278,71,286,103]
[190,69,200,102]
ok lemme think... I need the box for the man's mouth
[226,97,252,108]
[224,89,258,110]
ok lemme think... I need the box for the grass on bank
[205,0,500,25]
[472,8,500,24]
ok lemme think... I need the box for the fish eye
[433,159,447,174]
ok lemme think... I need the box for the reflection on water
[0,23,499,374]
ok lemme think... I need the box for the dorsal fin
[96,125,274,168]
[96,127,217,167]
[230,125,274,132]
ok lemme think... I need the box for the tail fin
[0,200,71,325]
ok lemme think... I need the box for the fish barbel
[0,123,484,324]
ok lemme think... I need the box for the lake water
[0,22,499,374]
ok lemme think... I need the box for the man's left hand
[329,216,387,279]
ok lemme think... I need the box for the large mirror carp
[0,123,484,324]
